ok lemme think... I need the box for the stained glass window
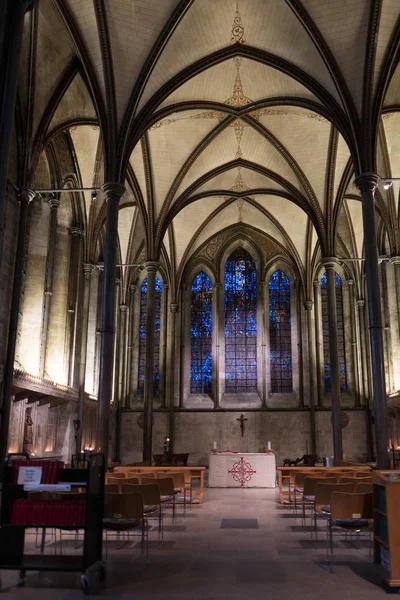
[224,248,257,393]
[269,270,292,392]
[320,272,347,392]
[137,276,162,396]
[190,272,212,394]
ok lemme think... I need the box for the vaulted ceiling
[11,0,400,302]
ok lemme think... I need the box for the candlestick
[213,441,218,451]
[267,441,272,450]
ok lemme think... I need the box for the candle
[213,441,218,451]
[267,441,272,450]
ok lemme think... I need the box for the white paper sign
[17,466,42,486]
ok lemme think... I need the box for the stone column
[39,196,60,378]
[113,303,127,463]
[304,300,317,454]
[66,227,83,387]
[348,280,361,406]
[357,299,374,461]
[0,188,35,465]
[160,283,169,408]
[295,281,304,407]
[169,303,178,451]
[96,183,124,460]
[142,261,159,462]
[313,278,323,407]
[179,284,187,409]
[261,281,267,407]
[76,263,95,454]
[355,173,389,469]
[112,280,121,405]
[126,284,136,408]
[0,1,34,250]
[213,282,222,408]
[390,256,400,340]
[381,262,394,393]
[321,258,343,460]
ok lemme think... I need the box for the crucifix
[237,413,248,437]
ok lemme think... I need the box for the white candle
[267,441,272,450]
[213,441,218,451]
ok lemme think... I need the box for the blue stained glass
[269,270,292,392]
[190,272,212,394]
[320,272,347,392]
[137,276,162,396]
[224,248,257,393]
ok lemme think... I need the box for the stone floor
[0,487,394,599]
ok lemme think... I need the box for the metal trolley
[0,453,105,595]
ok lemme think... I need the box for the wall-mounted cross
[237,413,248,437]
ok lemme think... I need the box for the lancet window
[320,272,347,392]
[190,272,213,394]
[137,276,162,396]
[269,270,292,392]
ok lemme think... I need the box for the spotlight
[383,182,393,190]
[91,190,97,201]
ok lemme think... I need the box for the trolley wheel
[98,563,106,582]
[81,574,91,595]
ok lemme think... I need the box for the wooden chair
[327,492,373,569]
[339,476,372,485]
[106,472,125,479]
[161,472,187,514]
[356,482,373,494]
[105,483,120,494]
[312,482,354,540]
[103,492,148,560]
[122,483,163,543]
[150,477,176,524]
[301,476,337,527]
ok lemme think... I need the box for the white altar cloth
[208,453,276,488]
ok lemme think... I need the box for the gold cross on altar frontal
[237,413,248,437]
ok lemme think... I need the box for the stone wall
[119,409,368,467]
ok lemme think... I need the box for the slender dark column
[76,263,94,453]
[39,196,60,378]
[112,280,121,404]
[321,258,343,460]
[381,263,394,393]
[213,282,222,408]
[160,283,169,408]
[142,261,159,462]
[304,300,317,454]
[313,279,323,407]
[0,188,34,466]
[390,257,400,341]
[261,281,267,407]
[355,173,389,469]
[295,281,304,407]
[179,284,187,409]
[0,1,34,247]
[95,183,124,461]
[348,280,361,407]
[126,284,136,408]
[113,303,127,463]
[169,303,178,452]
[94,268,103,397]
[66,227,83,387]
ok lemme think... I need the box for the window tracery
[137,276,162,396]
[320,272,347,392]
[269,270,292,392]
[190,272,213,394]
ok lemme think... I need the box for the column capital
[304,300,313,311]
[70,226,83,237]
[143,261,159,274]
[354,173,379,193]
[82,262,95,276]
[163,283,169,291]
[102,182,125,201]
[213,282,222,288]
[130,283,137,293]
[18,188,35,203]
[347,279,354,287]
[119,304,128,313]
[321,256,340,270]
[170,303,178,313]
[313,278,319,289]
[357,299,365,308]
[48,196,60,210]
[390,256,400,266]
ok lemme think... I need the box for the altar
[208,452,276,488]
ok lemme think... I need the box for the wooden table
[276,465,372,504]
[113,465,206,503]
